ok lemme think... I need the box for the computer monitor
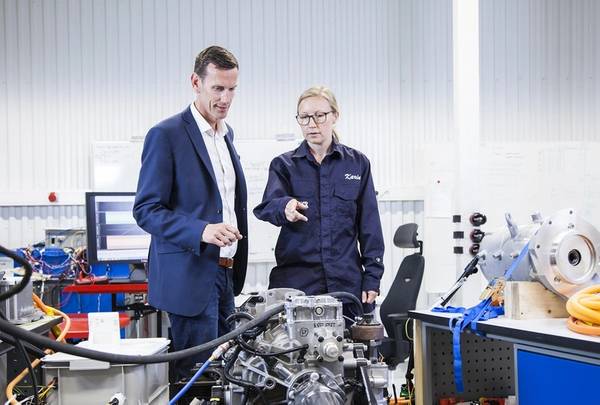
[85,192,151,264]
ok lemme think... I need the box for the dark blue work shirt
[253,141,385,301]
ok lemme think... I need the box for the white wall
[0,0,453,202]
[5,0,598,308]
[478,0,600,232]
[0,206,85,247]
[480,0,600,143]
[0,0,445,305]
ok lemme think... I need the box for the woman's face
[297,96,338,146]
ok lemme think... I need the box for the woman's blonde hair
[297,86,340,143]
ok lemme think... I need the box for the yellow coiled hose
[566,285,600,336]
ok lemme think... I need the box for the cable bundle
[566,285,600,336]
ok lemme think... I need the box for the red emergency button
[48,192,57,203]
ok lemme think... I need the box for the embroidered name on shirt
[345,174,361,181]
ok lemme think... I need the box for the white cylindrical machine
[479,209,600,298]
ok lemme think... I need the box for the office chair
[379,223,424,370]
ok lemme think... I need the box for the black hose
[223,345,255,389]
[0,246,33,301]
[223,348,268,405]
[227,311,272,338]
[236,337,308,358]
[226,311,254,324]
[326,291,365,317]
[0,311,39,405]
[0,246,38,403]
[0,331,47,357]
[0,303,285,365]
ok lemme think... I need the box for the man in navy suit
[133,46,247,380]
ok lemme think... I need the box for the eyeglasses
[296,111,333,126]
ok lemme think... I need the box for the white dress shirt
[190,103,238,258]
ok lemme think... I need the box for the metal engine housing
[479,209,600,298]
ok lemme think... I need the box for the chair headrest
[393,223,419,248]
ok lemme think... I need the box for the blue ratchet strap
[431,306,466,314]
[447,242,530,392]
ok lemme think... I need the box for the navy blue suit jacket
[133,106,248,317]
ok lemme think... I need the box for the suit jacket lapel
[182,108,218,186]
[224,133,247,205]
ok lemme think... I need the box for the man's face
[192,63,238,127]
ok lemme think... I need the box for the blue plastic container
[42,247,71,277]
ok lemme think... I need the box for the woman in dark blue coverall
[253,86,385,322]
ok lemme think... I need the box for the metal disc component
[350,322,385,341]
[529,209,600,298]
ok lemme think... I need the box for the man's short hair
[194,46,239,79]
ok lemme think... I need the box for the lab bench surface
[409,309,600,405]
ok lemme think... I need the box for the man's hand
[285,199,308,222]
[202,223,242,247]
[362,290,378,304]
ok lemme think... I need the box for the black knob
[336,336,343,342]
[338,356,345,362]
[470,229,485,243]
[470,212,487,226]
[469,244,480,255]
[317,336,324,342]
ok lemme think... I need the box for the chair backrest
[379,253,425,339]
[380,223,425,340]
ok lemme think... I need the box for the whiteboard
[91,141,143,191]
[236,139,302,262]
[479,142,600,229]
[91,138,301,262]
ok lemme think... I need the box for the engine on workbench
[186,288,390,405]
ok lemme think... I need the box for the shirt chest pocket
[333,184,360,219]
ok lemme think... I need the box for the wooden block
[504,281,569,319]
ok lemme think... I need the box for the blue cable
[169,360,213,405]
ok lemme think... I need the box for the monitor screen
[85,192,151,264]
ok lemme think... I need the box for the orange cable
[5,293,71,404]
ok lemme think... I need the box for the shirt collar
[330,141,344,158]
[292,140,343,159]
[189,102,227,138]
